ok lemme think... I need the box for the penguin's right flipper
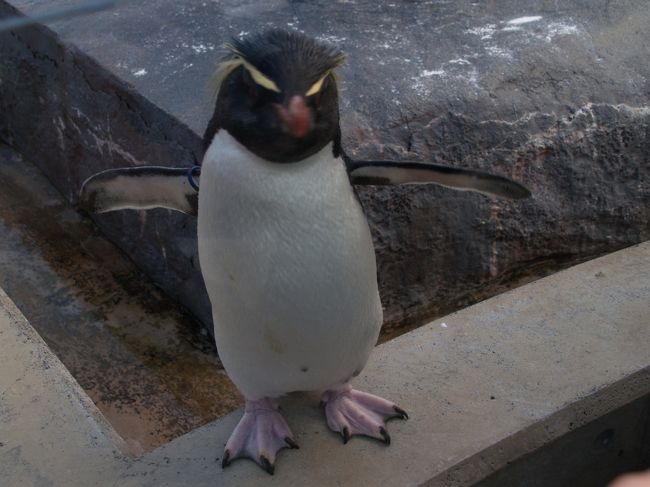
[79,166,199,215]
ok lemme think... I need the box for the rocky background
[1,0,648,337]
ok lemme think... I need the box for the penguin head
[212,30,345,163]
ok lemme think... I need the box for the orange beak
[275,95,311,138]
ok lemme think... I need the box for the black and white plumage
[203,30,345,162]
[79,166,199,215]
[79,29,530,475]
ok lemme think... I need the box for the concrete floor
[0,144,242,454]
[1,240,649,485]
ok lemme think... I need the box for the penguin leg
[321,385,408,444]
[221,397,298,475]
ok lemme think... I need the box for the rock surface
[1,0,649,333]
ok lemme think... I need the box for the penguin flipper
[347,160,530,200]
[79,166,198,215]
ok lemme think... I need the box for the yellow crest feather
[207,42,281,98]
[305,72,329,96]
[206,56,244,100]
[239,60,281,93]
[208,40,345,100]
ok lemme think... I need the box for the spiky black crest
[227,30,345,93]
[203,30,345,161]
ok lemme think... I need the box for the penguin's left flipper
[347,160,530,200]
[79,166,199,215]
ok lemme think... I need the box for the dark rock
[0,1,211,326]
[1,0,648,335]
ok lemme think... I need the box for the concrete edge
[0,287,131,456]
[426,365,650,486]
[114,241,650,486]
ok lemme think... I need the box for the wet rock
[0,1,211,327]
[0,0,648,335]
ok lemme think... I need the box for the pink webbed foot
[321,387,408,444]
[222,398,298,475]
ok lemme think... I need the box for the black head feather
[203,30,345,163]
[228,29,345,95]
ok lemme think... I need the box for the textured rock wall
[360,103,649,330]
[0,3,212,326]
[1,0,648,336]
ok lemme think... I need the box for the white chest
[197,131,382,398]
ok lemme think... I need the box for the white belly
[198,131,382,399]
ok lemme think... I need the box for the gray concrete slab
[473,394,650,487]
[1,0,648,337]
[2,242,649,486]
[0,287,126,485]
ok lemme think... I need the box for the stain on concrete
[0,144,243,454]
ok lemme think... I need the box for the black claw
[260,455,275,475]
[379,426,391,445]
[342,426,351,444]
[221,450,231,469]
[393,406,409,420]
[285,437,300,449]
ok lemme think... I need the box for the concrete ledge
[2,242,649,485]
[0,287,127,485]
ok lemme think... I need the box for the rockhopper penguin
[80,30,530,474]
